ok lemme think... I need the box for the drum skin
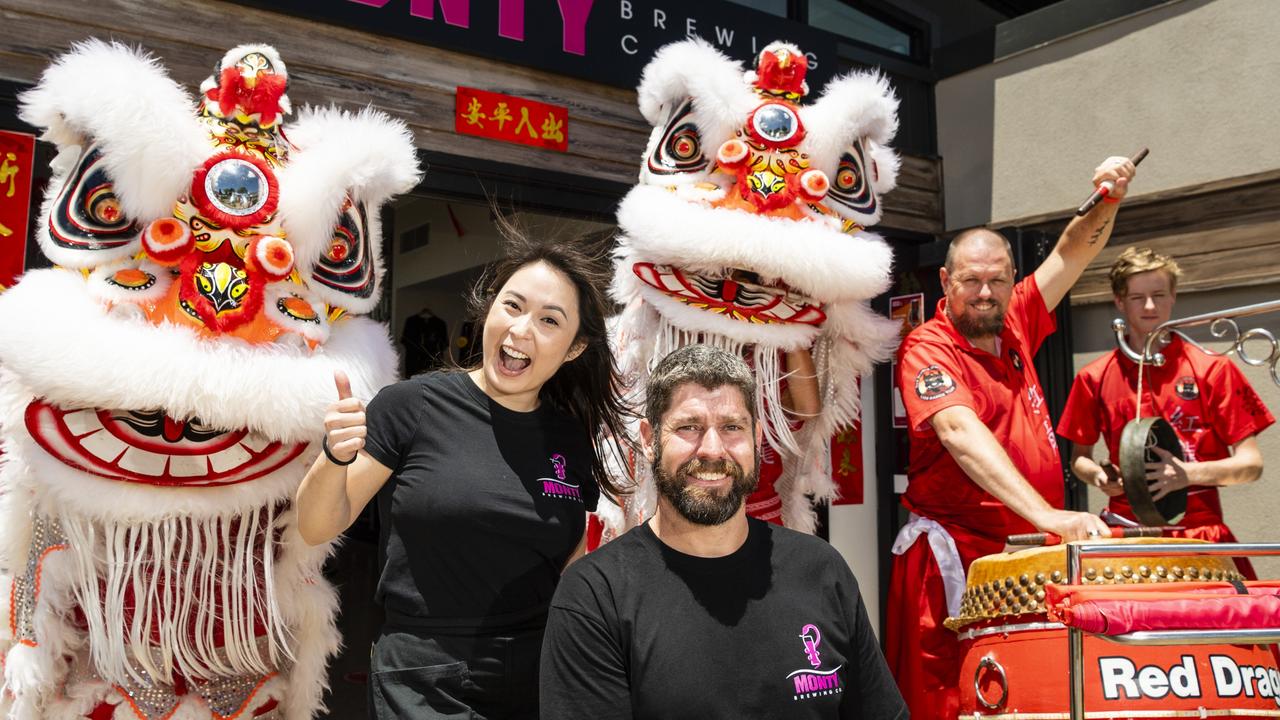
[953,539,1279,718]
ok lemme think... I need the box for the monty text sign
[237,0,841,89]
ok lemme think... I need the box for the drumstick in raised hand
[1075,147,1149,216]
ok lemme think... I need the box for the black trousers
[368,624,543,719]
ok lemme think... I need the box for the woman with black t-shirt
[296,231,633,719]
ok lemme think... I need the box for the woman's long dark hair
[466,217,637,502]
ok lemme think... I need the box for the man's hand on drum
[1036,508,1110,542]
[1145,446,1190,500]
[325,370,367,464]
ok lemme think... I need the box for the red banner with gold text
[831,377,865,505]
[455,87,569,153]
[0,130,35,290]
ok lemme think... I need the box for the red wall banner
[455,86,569,153]
[831,377,865,505]
[0,130,35,290]
[831,423,865,505]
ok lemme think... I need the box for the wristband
[322,436,356,466]
[1102,195,1121,204]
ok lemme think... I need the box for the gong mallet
[1075,147,1149,216]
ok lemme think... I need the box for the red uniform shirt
[897,274,1064,542]
[1056,335,1274,526]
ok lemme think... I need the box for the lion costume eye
[647,99,708,176]
[310,196,374,300]
[826,140,877,218]
[48,145,139,254]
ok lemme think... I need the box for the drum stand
[1066,542,1280,720]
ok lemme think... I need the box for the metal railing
[1113,299,1280,421]
[1065,542,1280,720]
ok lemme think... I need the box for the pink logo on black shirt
[541,453,581,501]
[788,623,843,701]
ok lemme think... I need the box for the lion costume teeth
[607,39,902,533]
[0,41,419,719]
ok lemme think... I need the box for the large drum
[950,538,1280,718]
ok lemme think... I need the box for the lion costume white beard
[0,42,418,719]
[607,39,902,533]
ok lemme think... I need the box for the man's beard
[653,443,759,526]
[949,303,1006,339]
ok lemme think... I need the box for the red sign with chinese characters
[455,87,568,153]
[831,417,865,505]
[0,130,35,290]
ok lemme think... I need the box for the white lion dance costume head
[610,39,901,532]
[0,42,418,718]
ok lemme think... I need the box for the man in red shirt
[1056,247,1273,578]
[885,156,1136,720]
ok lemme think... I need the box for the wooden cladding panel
[0,0,941,232]
[1011,174,1280,305]
[1071,218,1280,304]
[897,153,941,193]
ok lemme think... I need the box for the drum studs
[1005,577,1015,589]
[1035,589,1045,603]
[1051,570,1063,583]
[1155,565,1167,579]
[1188,566,1200,579]
[1034,572,1046,585]
[1171,565,1183,579]
[1103,566,1115,580]
[1019,574,1030,587]
[1121,565,1133,579]
[1085,567,1097,582]
[1139,565,1151,578]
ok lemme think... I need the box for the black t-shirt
[541,519,908,719]
[364,371,599,631]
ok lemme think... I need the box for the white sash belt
[892,514,966,619]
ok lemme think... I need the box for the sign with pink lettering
[235,0,840,89]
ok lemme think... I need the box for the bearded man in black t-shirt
[541,345,907,719]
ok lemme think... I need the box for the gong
[1117,416,1187,526]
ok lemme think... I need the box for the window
[721,0,789,18]
[807,0,914,57]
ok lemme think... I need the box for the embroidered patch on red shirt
[915,364,956,401]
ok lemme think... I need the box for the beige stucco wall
[936,0,1280,230]
[1071,283,1280,577]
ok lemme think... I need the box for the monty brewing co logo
[788,623,843,701]
[540,453,582,502]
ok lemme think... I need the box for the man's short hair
[944,228,1015,274]
[645,345,757,430]
[1109,246,1182,297]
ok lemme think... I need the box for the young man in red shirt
[1056,247,1274,578]
[886,155,1137,720]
